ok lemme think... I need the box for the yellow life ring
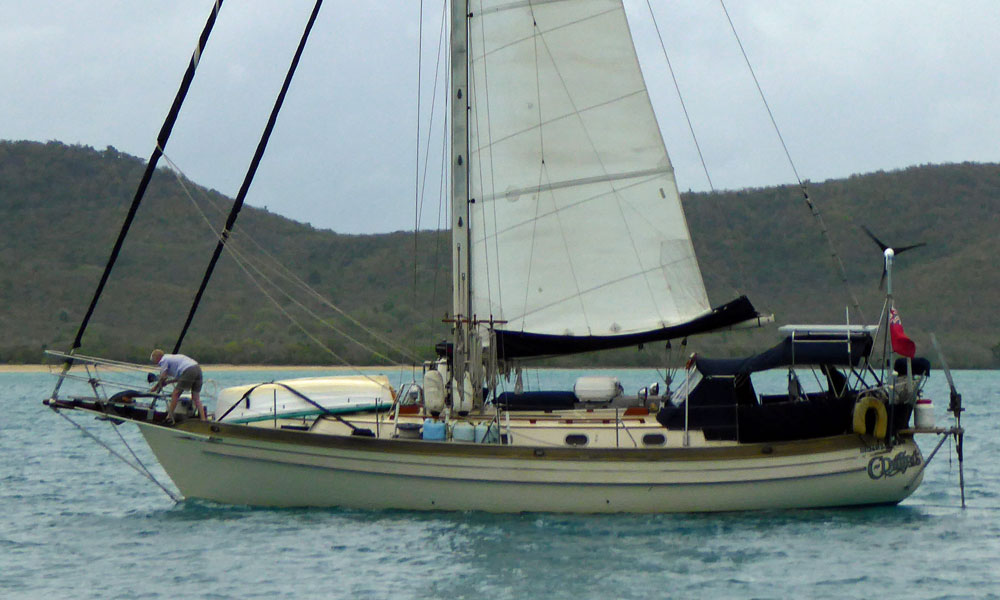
[853,396,888,438]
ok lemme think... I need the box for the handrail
[44,350,153,373]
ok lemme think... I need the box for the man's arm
[151,373,171,393]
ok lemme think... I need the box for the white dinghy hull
[138,421,924,513]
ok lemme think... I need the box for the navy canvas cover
[694,332,873,377]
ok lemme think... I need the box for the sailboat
[44,0,966,512]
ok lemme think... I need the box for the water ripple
[2,370,999,599]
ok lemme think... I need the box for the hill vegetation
[1,140,997,367]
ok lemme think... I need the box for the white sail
[467,0,711,339]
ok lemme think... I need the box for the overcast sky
[2,1,998,233]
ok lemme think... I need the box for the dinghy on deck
[214,376,393,424]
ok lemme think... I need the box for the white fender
[423,369,446,416]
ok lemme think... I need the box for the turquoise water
[2,368,999,599]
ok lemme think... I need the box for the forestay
[467,0,712,353]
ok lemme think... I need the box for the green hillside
[686,162,1000,367]
[1,140,997,367]
[0,140,451,366]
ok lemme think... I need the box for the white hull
[138,420,924,513]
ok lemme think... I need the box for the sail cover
[467,0,753,359]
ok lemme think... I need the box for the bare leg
[193,391,207,420]
[166,388,181,421]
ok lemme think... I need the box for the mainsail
[466,0,755,358]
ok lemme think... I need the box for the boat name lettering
[867,451,921,480]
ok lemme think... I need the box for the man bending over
[150,349,207,421]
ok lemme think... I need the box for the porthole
[565,434,588,446]
[642,433,666,446]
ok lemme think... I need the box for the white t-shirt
[158,353,198,378]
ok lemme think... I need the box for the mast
[450,0,473,400]
[69,0,226,353]
[50,0,225,400]
[173,0,324,353]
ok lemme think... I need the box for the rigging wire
[221,233,399,380]
[108,420,179,499]
[159,152,418,374]
[429,2,451,323]
[519,7,548,334]
[67,0,225,355]
[414,1,449,320]
[414,3,449,232]
[173,0,324,353]
[154,156,422,363]
[718,0,800,185]
[521,7,601,335]
[412,0,425,317]
[52,408,182,503]
[164,166,410,368]
[717,0,865,323]
[430,105,450,323]
[226,239,401,366]
[644,1,714,192]
[643,0,748,298]
[227,226,420,362]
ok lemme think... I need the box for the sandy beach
[0,365,54,373]
[0,364,381,374]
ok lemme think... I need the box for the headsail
[466,0,755,358]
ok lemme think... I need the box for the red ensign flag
[889,307,916,358]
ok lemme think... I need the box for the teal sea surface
[2,368,998,599]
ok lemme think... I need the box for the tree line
[1,140,996,367]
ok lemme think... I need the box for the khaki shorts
[176,365,203,393]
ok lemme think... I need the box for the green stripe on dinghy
[224,404,387,424]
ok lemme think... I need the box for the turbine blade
[861,225,889,251]
[894,242,927,254]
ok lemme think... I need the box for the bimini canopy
[695,331,874,377]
